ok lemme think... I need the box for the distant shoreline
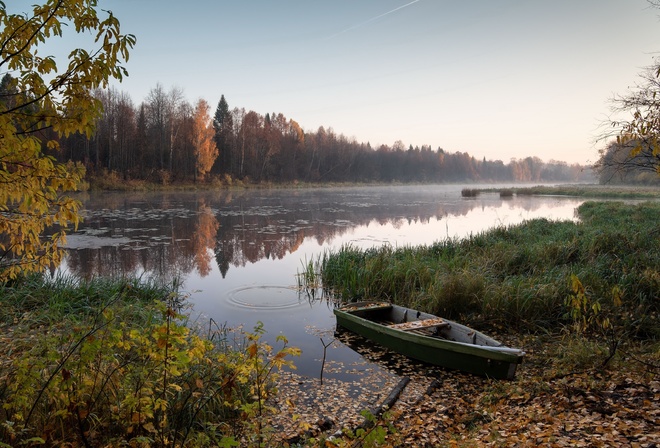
[82,176,660,199]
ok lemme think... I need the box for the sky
[14,0,660,165]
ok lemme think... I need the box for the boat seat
[388,318,449,331]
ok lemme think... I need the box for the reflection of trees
[62,189,580,280]
[64,195,219,281]
[209,188,580,278]
[192,204,220,276]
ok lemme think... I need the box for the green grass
[0,274,176,325]
[0,275,297,447]
[314,201,660,339]
[479,184,660,199]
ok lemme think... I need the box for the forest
[31,81,592,185]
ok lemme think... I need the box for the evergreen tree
[213,95,232,174]
[213,95,230,130]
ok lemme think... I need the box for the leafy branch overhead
[597,62,660,182]
[0,0,135,279]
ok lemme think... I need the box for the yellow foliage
[193,99,219,181]
[0,1,135,279]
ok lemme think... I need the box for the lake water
[60,184,585,379]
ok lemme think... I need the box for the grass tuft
[0,274,297,446]
[311,201,660,337]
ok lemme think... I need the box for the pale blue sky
[15,1,660,164]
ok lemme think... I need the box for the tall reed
[312,202,660,337]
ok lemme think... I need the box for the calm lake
[60,184,585,379]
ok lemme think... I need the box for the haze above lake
[60,185,585,378]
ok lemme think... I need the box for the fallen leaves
[267,332,660,447]
[389,339,660,447]
[387,317,446,331]
[269,367,399,442]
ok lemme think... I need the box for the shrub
[461,188,479,197]
[0,277,299,447]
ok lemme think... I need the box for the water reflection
[59,185,585,378]
[63,186,582,281]
[64,194,219,281]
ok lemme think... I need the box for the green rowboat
[333,302,525,380]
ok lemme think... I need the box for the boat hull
[334,303,524,380]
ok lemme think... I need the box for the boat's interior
[343,302,498,346]
[344,303,454,338]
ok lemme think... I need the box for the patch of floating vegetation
[64,235,133,249]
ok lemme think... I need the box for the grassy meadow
[313,199,659,354]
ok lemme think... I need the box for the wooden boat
[333,302,525,380]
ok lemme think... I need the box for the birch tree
[192,99,218,181]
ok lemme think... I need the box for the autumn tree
[283,118,304,180]
[597,58,660,179]
[264,112,287,179]
[0,0,135,279]
[239,110,262,180]
[596,139,660,184]
[230,107,246,177]
[192,98,218,181]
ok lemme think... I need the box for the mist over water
[59,185,585,378]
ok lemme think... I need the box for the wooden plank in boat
[340,302,392,312]
[388,318,449,331]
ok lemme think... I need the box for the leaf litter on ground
[268,332,660,447]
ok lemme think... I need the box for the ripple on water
[227,285,306,310]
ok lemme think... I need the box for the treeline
[50,83,592,184]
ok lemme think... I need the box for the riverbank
[471,183,660,199]
[0,276,299,446]
[85,171,401,192]
[386,334,658,447]
[313,201,660,335]
[2,188,660,446]
[265,330,658,447]
[86,174,655,196]
[297,199,660,446]
[2,275,655,446]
